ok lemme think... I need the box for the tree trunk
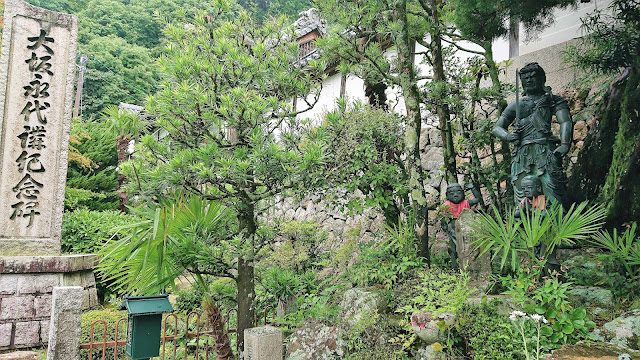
[396,0,430,263]
[483,43,513,209]
[203,298,235,360]
[115,134,131,213]
[429,0,457,184]
[236,197,256,357]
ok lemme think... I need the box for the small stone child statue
[514,175,560,274]
[441,183,481,269]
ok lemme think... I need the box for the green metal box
[119,294,173,360]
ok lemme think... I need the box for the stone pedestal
[455,209,491,287]
[245,325,283,360]
[0,255,97,351]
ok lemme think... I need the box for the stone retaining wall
[0,255,98,351]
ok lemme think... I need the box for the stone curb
[0,255,98,274]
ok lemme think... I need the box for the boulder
[410,312,455,345]
[427,127,443,147]
[285,321,343,360]
[592,310,640,351]
[416,344,446,360]
[541,341,640,359]
[339,288,385,326]
[568,286,613,308]
[421,147,445,188]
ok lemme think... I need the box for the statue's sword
[512,69,521,157]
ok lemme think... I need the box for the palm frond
[550,202,606,249]
[97,195,234,295]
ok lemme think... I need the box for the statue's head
[445,183,465,204]
[521,175,543,199]
[519,62,546,95]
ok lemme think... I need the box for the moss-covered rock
[566,64,640,226]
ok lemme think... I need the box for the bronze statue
[441,183,481,269]
[492,62,573,206]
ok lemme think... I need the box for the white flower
[509,310,527,321]
[530,314,543,323]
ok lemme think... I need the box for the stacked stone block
[0,255,97,350]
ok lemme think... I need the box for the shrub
[62,209,139,302]
[256,219,326,272]
[80,308,127,360]
[501,267,596,350]
[62,209,138,254]
[343,221,424,291]
[340,311,405,359]
[396,268,472,316]
[174,287,204,314]
[454,300,524,360]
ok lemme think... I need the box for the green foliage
[396,269,472,316]
[454,300,524,360]
[174,286,205,314]
[471,202,606,272]
[565,0,640,74]
[271,285,343,332]
[340,311,405,359]
[62,209,140,300]
[67,117,120,211]
[590,222,640,280]
[261,266,302,302]
[501,266,596,350]
[64,188,107,212]
[317,102,407,227]
[80,35,158,115]
[451,0,580,44]
[97,195,235,295]
[256,219,325,272]
[238,0,312,23]
[62,209,138,254]
[342,222,423,291]
[80,308,127,360]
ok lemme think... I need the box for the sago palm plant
[470,202,606,272]
[97,194,236,359]
[589,222,640,280]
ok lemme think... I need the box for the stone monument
[0,0,97,351]
[455,209,491,287]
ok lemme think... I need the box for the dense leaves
[318,101,407,226]
[115,6,324,353]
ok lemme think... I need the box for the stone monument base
[0,255,98,351]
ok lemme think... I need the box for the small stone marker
[0,351,38,360]
[46,286,83,360]
[0,0,77,256]
[244,325,283,360]
[455,209,491,287]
